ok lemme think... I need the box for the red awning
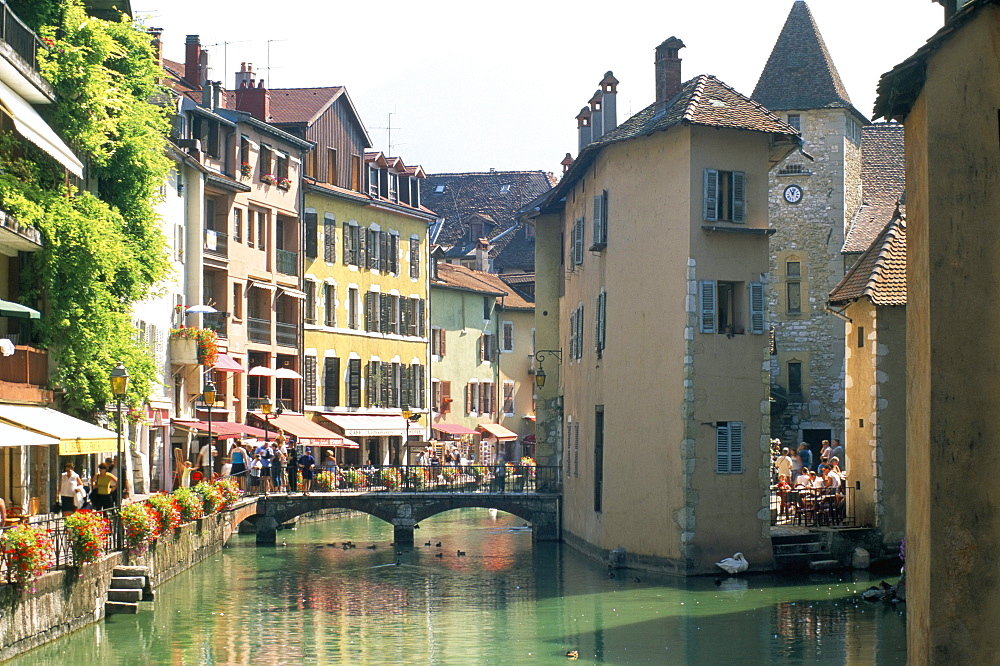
[478,423,518,441]
[522,434,536,444]
[432,423,480,436]
[172,420,266,439]
[213,353,245,373]
[249,412,341,445]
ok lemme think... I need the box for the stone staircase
[105,565,154,616]
[772,531,839,571]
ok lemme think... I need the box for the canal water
[13,509,905,664]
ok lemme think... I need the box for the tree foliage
[0,0,171,417]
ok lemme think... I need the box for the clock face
[783,184,803,204]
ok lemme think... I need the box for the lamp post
[202,380,216,483]
[109,362,129,549]
[401,408,412,468]
[533,350,563,389]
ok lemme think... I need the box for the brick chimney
[235,62,254,89]
[589,89,604,142]
[184,34,202,89]
[236,78,271,122]
[601,71,619,133]
[561,153,574,174]
[576,106,592,153]
[654,37,685,110]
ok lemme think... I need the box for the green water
[13,509,905,664]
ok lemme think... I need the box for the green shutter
[732,171,746,223]
[749,282,765,334]
[592,194,605,248]
[729,422,744,474]
[703,169,718,222]
[348,358,361,407]
[699,281,717,333]
[716,423,730,474]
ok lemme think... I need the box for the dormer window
[368,165,380,197]
[469,221,484,241]
[389,173,399,203]
[500,183,511,194]
[434,185,445,194]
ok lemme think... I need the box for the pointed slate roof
[752,1,854,112]
[829,211,907,307]
[844,123,906,253]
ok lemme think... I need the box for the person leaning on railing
[91,463,117,510]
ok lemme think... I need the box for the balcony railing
[276,249,298,276]
[203,312,228,339]
[276,321,298,348]
[0,345,47,385]
[248,317,271,344]
[1,1,43,74]
[204,229,228,257]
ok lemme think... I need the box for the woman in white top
[59,463,82,516]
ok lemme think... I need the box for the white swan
[715,552,749,575]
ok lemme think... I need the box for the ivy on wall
[1,1,171,417]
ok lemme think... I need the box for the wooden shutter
[348,358,361,407]
[304,211,318,258]
[573,218,584,264]
[479,334,486,363]
[415,364,425,409]
[439,325,446,356]
[596,291,606,353]
[699,281,717,333]
[379,231,389,272]
[410,238,420,278]
[380,293,391,333]
[304,356,318,406]
[732,171,746,223]
[503,382,514,414]
[324,357,341,407]
[364,292,376,331]
[577,305,584,359]
[465,383,473,414]
[365,361,376,407]
[703,169,719,222]
[440,380,451,413]
[400,298,410,336]
[417,300,426,337]
[390,234,399,274]
[359,226,369,268]
[592,193,605,248]
[324,216,336,263]
[400,364,411,409]
[343,222,351,264]
[749,282,765,334]
[716,423,730,474]
[380,361,391,407]
[729,421,744,474]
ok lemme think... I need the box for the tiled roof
[422,171,554,271]
[843,123,906,253]
[262,87,344,124]
[876,0,1000,121]
[752,1,857,113]
[493,231,535,271]
[829,212,907,307]
[432,262,533,309]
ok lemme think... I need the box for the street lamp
[202,380,216,482]
[109,362,129,549]
[401,408,420,467]
[533,350,563,389]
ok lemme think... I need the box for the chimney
[589,89,604,142]
[576,106,592,153]
[561,153,574,174]
[184,35,201,89]
[235,62,254,90]
[199,48,210,89]
[236,77,271,122]
[654,37,685,109]
[148,28,163,73]
[475,238,490,272]
[601,71,619,133]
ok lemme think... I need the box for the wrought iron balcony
[204,229,228,257]
[1,2,44,76]
[202,312,228,339]
[248,317,271,344]
[276,249,298,276]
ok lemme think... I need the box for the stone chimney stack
[475,237,491,272]
[199,48,210,89]
[236,77,271,122]
[561,153,574,174]
[601,71,619,133]
[184,34,202,89]
[235,62,254,89]
[589,89,604,142]
[576,106,592,153]
[654,36,685,110]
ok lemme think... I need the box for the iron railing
[275,321,298,347]
[248,317,271,344]
[276,249,298,276]
[202,312,228,339]
[204,229,228,257]
[770,485,855,528]
[1,1,44,73]
[0,508,120,581]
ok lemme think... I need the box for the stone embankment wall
[0,499,258,661]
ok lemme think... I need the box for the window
[594,405,604,512]
[503,381,515,415]
[571,217,585,265]
[788,361,802,398]
[574,420,580,477]
[846,116,862,144]
[787,114,800,131]
[569,305,584,360]
[434,184,445,194]
[304,356,318,406]
[501,321,514,352]
[240,135,250,172]
[232,283,243,320]
[699,281,763,334]
[323,215,336,263]
[324,357,340,407]
[327,148,337,185]
[483,296,493,321]
[595,291,607,355]
[432,328,446,357]
[257,211,267,252]
[304,211,318,258]
[591,191,608,250]
[275,152,289,185]
[351,154,362,192]
[500,183,511,194]
[368,228,381,271]
[786,261,802,315]
[438,380,451,413]
[247,211,255,248]
[347,358,361,407]
[857,325,865,349]
[347,287,359,329]
[304,281,316,325]
[233,209,242,244]
[480,332,495,363]
[716,421,744,474]
[703,169,746,223]
[389,173,399,202]
[343,222,360,266]
[324,284,336,327]
[466,382,480,415]
[306,148,317,179]
[389,233,399,275]
[259,144,273,179]
[364,291,379,332]
[409,237,420,279]
[368,165,380,197]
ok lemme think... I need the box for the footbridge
[244,465,561,546]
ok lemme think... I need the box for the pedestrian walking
[298,447,316,494]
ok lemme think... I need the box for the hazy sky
[136,0,943,175]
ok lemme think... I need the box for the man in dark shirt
[287,446,298,493]
[797,443,813,475]
[298,448,316,494]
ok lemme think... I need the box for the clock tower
[752,0,865,451]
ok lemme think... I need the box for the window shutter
[699,281,717,333]
[380,361,390,407]
[365,361,375,407]
[348,358,361,407]
[569,309,577,360]
[479,334,486,363]
[577,305,584,359]
[703,169,719,222]
[466,383,473,414]
[324,357,341,407]
[416,365,425,409]
[364,292,375,331]
[592,194,605,248]
[343,223,351,264]
[324,217,336,263]
[418,299,426,337]
[732,171,746,223]
[380,293,390,333]
[716,423,730,474]
[379,231,389,272]
[438,323,446,356]
[441,380,451,413]
[409,238,420,278]
[360,226,369,268]
[749,282,765,334]
[304,356,318,406]
[573,218,584,264]
[596,291,606,353]
[730,421,744,474]
[400,365,410,409]
[390,234,399,274]
[304,212,318,258]
[400,299,410,336]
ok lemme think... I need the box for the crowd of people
[772,439,848,524]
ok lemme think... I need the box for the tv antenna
[206,40,249,88]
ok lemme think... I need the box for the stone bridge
[247,492,561,546]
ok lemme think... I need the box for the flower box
[168,338,198,365]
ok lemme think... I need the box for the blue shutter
[716,423,730,474]
[592,193,606,248]
[732,171,746,223]
[730,422,744,474]
[749,282,765,334]
[574,218,584,264]
[699,281,717,333]
[703,169,718,222]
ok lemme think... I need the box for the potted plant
[314,471,338,492]
[146,493,182,535]
[65,510,111,567]
[172,487,204,523]
[240,162,253,179]
[277,176,292,190]
[169,326,218,366]
[214,478,242,509]
[260,173,277,186]
[378,467,401,491]
[341,468,365,489]
[120,503,159,555]
[1,524,54,586]
[194,481,224,515]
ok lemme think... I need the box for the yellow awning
[0,79,84,177]
[0,404,117,455]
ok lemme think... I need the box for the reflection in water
[12,509,906,664]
